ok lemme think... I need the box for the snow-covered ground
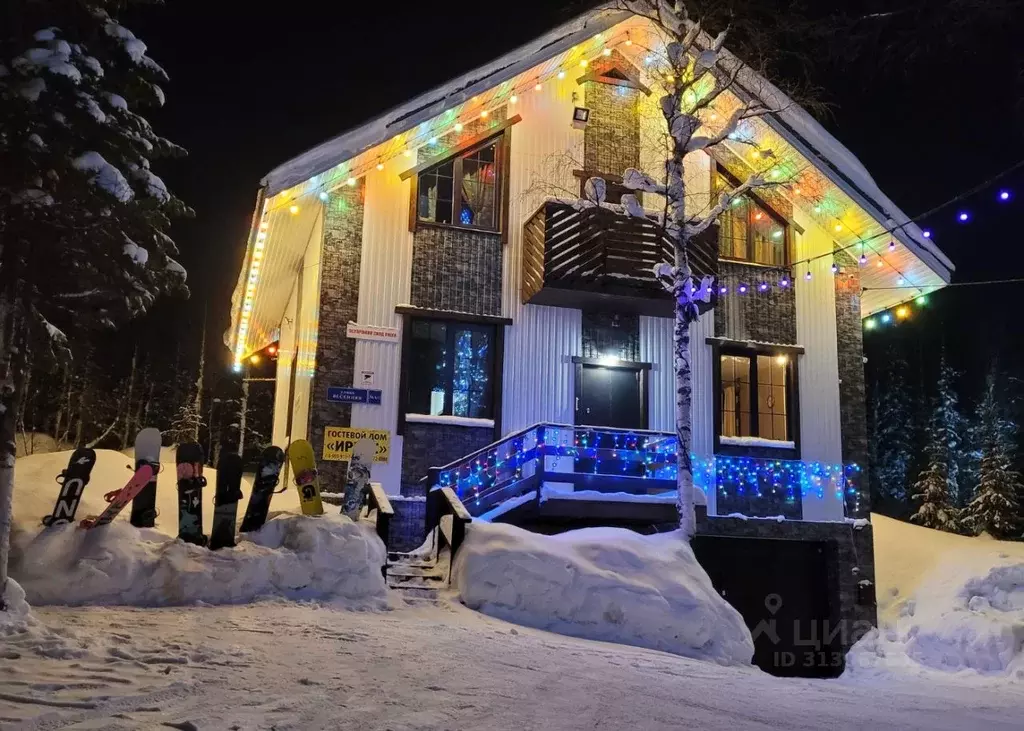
[848,514,1024,682]
[2,597,1023,730]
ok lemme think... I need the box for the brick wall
[584,80,640,176]
[388,496,428,553]
[401,421,495,493]
[696,515,877,656]
[309,184,365,490]
[581,311,640,360]
[714,262,797,344]
[409,226,503,316]
[834,248,869,518]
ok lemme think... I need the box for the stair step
[389,559,437,570]
[394,587,440,601]
[387,573,445,589]
[387,565,442,579]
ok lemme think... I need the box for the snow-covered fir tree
[964,369,1022,539]
[576,0,808,536]
[933,349,963,506]
[868,346,916,513]
[0,0,189,607]
[910,358,963,532]
[165,394,204,446]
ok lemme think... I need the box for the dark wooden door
[576,364,644,429]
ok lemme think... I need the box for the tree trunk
[238,380,248,458]
[121,346,139,450]
[673,257,696,538]
[0,311,28,611]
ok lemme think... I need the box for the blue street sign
[327,387,383,405]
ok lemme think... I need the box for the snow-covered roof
[262,8,633,195]
[261,7,952,285]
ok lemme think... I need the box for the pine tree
[869,346,916,514]
[964,370,1022,538]
[910,352,963,533]
[934,350,963,505]
[0,1,189,605]
[165,394,204,446]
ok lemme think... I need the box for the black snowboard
[209,452,244,550]
[176,442,208,546]
[239,446,285,533]
[130,447,160,528]
[42,448,97,526]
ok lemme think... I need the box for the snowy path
[3,601,1022,730]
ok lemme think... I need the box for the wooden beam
[399,115,523,181]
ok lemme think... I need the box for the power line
[863,276,1024,292]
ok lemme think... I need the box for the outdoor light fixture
[572,106,591,129]
[597,354,620,366]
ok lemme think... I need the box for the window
[417,137,502,231]
[715,174,788,266]
[407,319,495,419]
[719,350,794,443]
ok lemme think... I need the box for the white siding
[501,75,587,433]
[793,208,844,521]
[289,211,323,444]
[350,159,414,492]
[271,280,298,447]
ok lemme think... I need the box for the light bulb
[889,240,896,251]
[922,229,932,238]
[376,162,384,171]
[805,271,812,280]
[998,189,1011,201]
[346,177,356,186]
[859,254,867,265]
[557,71,566,79]
[510,95,518,104]
[535,83,542,91]
[454,123,464,132]
[403,149,411,158]
[834,223,843,232]
[602,48,612,57]
[779,278,789,287]
[831,263,839,274]
[957,211,970,222]
[876,259,884,268]
[289,205,299,215]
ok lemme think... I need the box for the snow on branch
[622,168,667,196]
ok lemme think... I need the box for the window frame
[397,308,510,441]
[714,168,792,268]
[710,340,801,459]
[407,129,512,237]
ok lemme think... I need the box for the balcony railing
[521,200,718,317]
[427,422,861,522]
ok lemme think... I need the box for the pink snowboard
[80,464,157,529]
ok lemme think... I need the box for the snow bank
[9,448,384,609]
[13,514,386,609]
[452,522,753,665]
[1,578,34,633]
[847,515,1024,681]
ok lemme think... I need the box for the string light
[859,253,868,265]
[535,82,543,91]
[376,162,385,171]
[289,205,299,215]
[999,189,1011,201]
[896,305,910,319]
[602,48,612,57]
[454,123,463,132]
[805,271,812,280]
[346,177,356,186]
[888,240,896,251]
[957,211,970,223]
[510,95,518,104]
[557,71,566,79]
[480,110,489,118]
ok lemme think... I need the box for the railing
[426,422,862,522]
[425,486,473,583]
[360,482,395,578]
[522,200,718,316]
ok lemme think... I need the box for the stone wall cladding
[714,262,797,343]
[389,496,428,553]
[696,515,877,655]
[400,421,495,493]
[834,248,869,517]
[409,225,503,316]
[582,311,640,360]
[309,183,365,491]
[584,80,640,176]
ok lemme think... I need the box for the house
[225,7,953,671]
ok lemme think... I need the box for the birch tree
[584,1,797,536]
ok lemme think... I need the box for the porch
[427,422,860,527]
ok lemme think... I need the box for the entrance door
[574,361,648,429]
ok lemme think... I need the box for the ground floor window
[407,319,495,419]
[716,345,798,450]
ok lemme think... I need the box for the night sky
[124,0,1024,397]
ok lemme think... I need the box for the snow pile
[13,514,386,609]
[72,151,133,202]
[847,514,1024,681]
[1,578,34,633]
[452,522,753,665]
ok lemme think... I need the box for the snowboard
[80,428,162,529]
[176,442,208,546]
[288,439,324,516]
[42,448,97,526]
[239,446,285,533]
[209,452,244,550]
[129,435,162,527]
[343,439,375,519]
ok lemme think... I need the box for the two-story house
[226,7,953,667]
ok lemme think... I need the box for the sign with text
[327,387,382,405]
[359,370,375,386]
[346,322,399,343]
[322,427,390,462]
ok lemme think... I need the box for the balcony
[521,199,719,317]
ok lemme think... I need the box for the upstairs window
[719,349,794,444]
[407,319,495,419]
[417,137,502,231]
[715,174,788,267]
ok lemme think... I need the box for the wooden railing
[522,200,718,316]
[361,482,395,578]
